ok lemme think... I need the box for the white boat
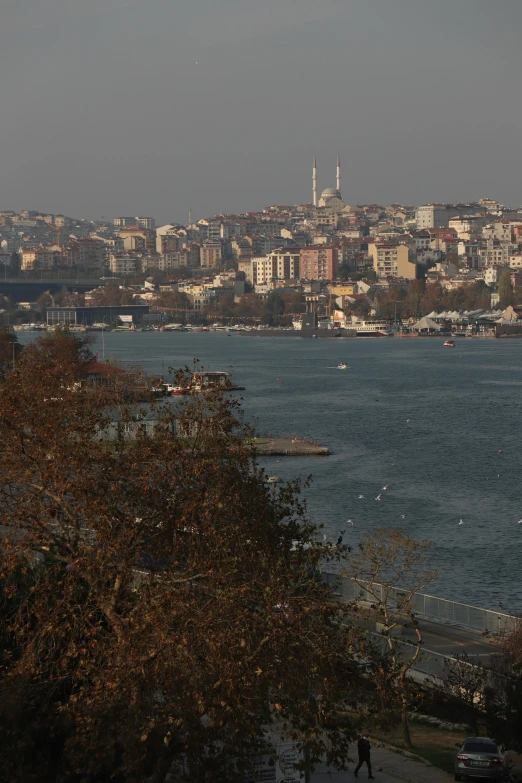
[353,320,394,337]
[265,475,280,484]
[337,363,348,370]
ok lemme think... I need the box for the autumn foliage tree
[0,332,363,782]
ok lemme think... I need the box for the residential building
[114,217,155,230]
[480,241,513,268]
[64,238,108,269]
[200,242,223,269]
[21,246,60,271]
[118,227,156,254]
[368,242,418,279]
[299,246,339,280]
[109,252,139,275]
[416,205,461,229]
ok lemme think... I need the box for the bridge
[0,278,105,300]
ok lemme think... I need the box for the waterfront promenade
[312,745,452,782]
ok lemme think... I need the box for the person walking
[354,735,374,779]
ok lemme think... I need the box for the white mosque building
[313,155,345,211]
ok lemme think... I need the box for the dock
[249,436,329,456]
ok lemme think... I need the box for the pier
[249,435,329,456]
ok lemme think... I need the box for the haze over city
[2,0,522,222]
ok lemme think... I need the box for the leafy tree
[443,653,500,735]
[235,294,264,319]
[36,291,53,314]
[155,291,191,311]
[0,327,22,376]
[342,528,438,747]
[401,280,425,319]
[0,341,364,781]
[262,291,285,325]
[498,269,514,308]
[8,250,21,277]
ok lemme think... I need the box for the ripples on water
[22,331,522,610]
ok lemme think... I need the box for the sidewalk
[311,745,451,783]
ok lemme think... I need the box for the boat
[443,339,455,348]
[265,475,280,484]
[337,363,348,370]
[353,320,394,337]
[160,383,190,396]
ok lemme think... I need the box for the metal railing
[367,631,449,680]
[322,572,521,636]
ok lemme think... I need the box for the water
[21,331,522,611]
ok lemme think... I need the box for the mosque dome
[321,187,341,199]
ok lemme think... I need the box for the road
[404,617,496,660]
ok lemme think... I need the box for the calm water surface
[23,331,522,610]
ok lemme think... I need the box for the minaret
[336,153,341,194]
[313,156,318,207]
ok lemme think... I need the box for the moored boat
[443,339,455,347]
[353,320,394,337]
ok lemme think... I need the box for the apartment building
[368,242,418,279]
[21,246,60,271]
[416,205,461,229]
[200,242,223,268]
[299,246,338,280]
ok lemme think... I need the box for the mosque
[313,155,345,211]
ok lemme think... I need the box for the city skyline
[2,1,522,222]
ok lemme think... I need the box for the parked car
[454,737,507,781]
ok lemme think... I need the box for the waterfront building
[46,305,150,326]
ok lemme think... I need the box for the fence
[367,632,450,681]
[322,572,521,636]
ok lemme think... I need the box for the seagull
[406,419,410,423]
[382,485,389,491]
[347,519,354,526]
[323,534,328,541]
[400,514,406,519]
[459,519,464,525]
[518,520,522,524]
[375,494,382,501]
[358,494,365,499]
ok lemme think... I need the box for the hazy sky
[2,0,522,223]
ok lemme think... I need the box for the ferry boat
[353,320,394,337]
[443,339,455,348]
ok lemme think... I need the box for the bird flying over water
[347,519,354,526]
[459,519,464,525]
[518,520,522,524]
[400,514,406,519]
[375,494,382,501]
[382,485,389,490]
[358,494,365,499]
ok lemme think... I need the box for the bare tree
[341,527,438,747]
